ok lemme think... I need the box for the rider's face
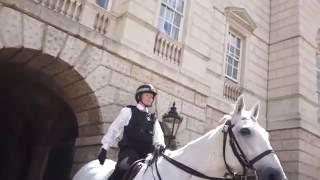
[140,92,154,106]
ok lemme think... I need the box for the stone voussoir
[43,25,68,57]
[0,7,23,48]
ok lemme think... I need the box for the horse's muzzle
[256,167,287,180]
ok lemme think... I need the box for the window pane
[234,60,239,68]
[236,48,240,57]
[231,37,237,47]
[226,31,242,81]
[230,46,235,54]
[158,18,165,32]
[227,56,233,64]
[225,64,228,74]
[164,21,172,35]
[160,5,166,18]
[159,0,184,40]
[166,9,174,22]
[177,0,184,12]
[173,14,181,27]
[96,0,108,8]
[232,68,238,79]
[169,0,176,8]
[226,64,232,77]
[236,37,241,48]
[229,33,233,42]
[172,26,179,39]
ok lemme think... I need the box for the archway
[0,8,105,179]
[0,64,79,180]
[0,46,102,179]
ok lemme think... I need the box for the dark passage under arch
[0,64,79,180]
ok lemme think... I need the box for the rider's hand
[98,148,107,165]
[154,145,165,156]
[148,145,165,166]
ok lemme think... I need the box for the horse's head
[227,96,287,180]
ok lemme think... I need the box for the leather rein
[153,120,274,180]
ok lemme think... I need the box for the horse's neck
[171,124,228,176]
[155,124,236,179]
[135,124,243,180]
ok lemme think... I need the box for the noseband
[154,120,274,180]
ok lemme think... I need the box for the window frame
[157,0,186,41]
[224,31,243,83]
[222,7,257,86]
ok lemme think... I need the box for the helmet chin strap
[139,101,152,108]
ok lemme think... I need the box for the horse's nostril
[269,174,275,180]
[257,168,282,180]
[267,172,281,180]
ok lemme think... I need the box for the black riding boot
[108,168,126,180]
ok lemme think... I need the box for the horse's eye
[240,128,251,136]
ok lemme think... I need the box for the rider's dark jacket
[100,103,165,153]
[119,105,155,154]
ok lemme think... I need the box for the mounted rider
[97,84,166,180]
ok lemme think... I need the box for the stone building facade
[0,0,319,179]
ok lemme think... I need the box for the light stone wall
[268,0,320,136]
[268,0,320,179]
[270,128,320,180]
[0,1,215,170]
[2,0,320,178]
[110,0,271,111]
[268,0,301,130]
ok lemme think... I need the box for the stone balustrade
[33,0,115,35]
[154,32,182,65]
[93,7,111,35]
[36,0,84,21]
[223,80,242,101]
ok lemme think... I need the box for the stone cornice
[225,6,257,35]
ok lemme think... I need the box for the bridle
[152,120,275,180]
[222,120,274,179]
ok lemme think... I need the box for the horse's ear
[233,95,245,114]
[251,103,260,121]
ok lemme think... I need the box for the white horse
[73,96,287,180]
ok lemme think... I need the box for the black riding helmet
[135,84,157,103]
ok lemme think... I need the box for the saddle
[121,159,144,180]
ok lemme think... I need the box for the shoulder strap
[126,105,137,114]
[126,105,136,109]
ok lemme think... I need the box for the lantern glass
[162,102,183,148]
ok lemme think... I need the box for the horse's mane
[165,114,231,157]
[218,114,231,123]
